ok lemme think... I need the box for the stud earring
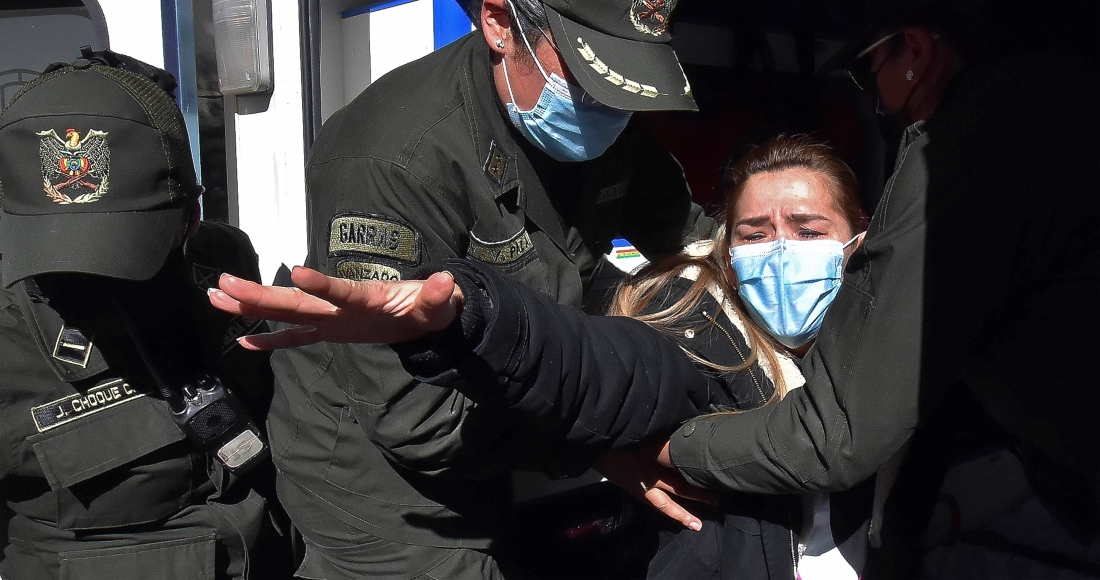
[906,70,914,81]
[495,39,505,49]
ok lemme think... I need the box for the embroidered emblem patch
[31,378,144,432]
[329,213,421,264]
[37,128,111,204]
[334,260,403,282]
[630,0,675,36]
[52,325,93,368]
[467,229,534,265]
[484,140,509,187]
[576,39,659,98]
[192,263,222,292]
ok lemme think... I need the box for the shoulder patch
[31,378,144,432]
[467,229,534,265]
[335,259,404,282]
[329,213,421,264]
[191,262,222,292]
[483,139,509,187]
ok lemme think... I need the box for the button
[681,422,696,436]
[72,58,92,70]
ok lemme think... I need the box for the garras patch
[31,378,143,432]
[329,213,421,264]
[467,229,535,266]
[37,128,111,204]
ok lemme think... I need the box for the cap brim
[546,7,697,112]
[820,37,867,74]
[1,206,185,288]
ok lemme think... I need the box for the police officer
[0,51,292,579]
[271,0,711,577]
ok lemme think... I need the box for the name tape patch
[467,229,534,265]
[222,316,264,354]
[596,181,629,205]
[31,378,144,432]
[329,214,420,264]
[335,260,403,281]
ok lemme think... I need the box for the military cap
[0,50,200,287]
[541,0,698,112]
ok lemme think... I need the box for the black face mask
[33,249,210,376]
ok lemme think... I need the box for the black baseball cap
[820,0,980,73]
[542,0,698,112]
[0,54,201,288]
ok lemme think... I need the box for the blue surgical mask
[501,16,632,162]
[729,238,846,349]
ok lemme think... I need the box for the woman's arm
[212,259,725,449]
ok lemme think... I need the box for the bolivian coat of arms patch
[37,128,110,204]
[630,0,676,36]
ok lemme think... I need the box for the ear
[899,26,938,83]
[482,0,511,58]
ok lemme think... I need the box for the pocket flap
[59,534,215,580]
[32,386,185,490]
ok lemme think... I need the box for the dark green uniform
[270,32,710,578]
[0,223,289,580]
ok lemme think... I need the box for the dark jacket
[268,30,711,562]
[0,222,288,580]
[403,260,875,579]
[665,53,1100,531]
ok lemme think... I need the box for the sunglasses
[844,31,901,93]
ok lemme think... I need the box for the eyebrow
[734,213,830,228]
[788,213,830,224]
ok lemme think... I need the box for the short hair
[507,0,551,59]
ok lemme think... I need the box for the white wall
[229,1,309,283]
[96,0,165,68]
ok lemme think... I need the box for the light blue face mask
[729,238,847,349]
[502,14,632,162]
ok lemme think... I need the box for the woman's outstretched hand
[208,266,464,350]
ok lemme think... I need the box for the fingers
[643,488,703,531]
[217,273,338,317]
[652,479,720,508]
[237,326,321,351]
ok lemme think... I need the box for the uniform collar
[461,38,522,200]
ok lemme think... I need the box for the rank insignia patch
[335,260,403,282]
[467,229,534,266]
[31,378,144,432]
[37,128,111,204]
[52,325,93,368]
[484,140,509,187]
[329,213,421,264]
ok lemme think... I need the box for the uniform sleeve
[619,134,714,258]
[397,259,727,450]
[304,155,531,478]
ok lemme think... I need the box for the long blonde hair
[607,134,865,404]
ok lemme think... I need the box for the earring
[495,39,505,49]
[906,70,914,81]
